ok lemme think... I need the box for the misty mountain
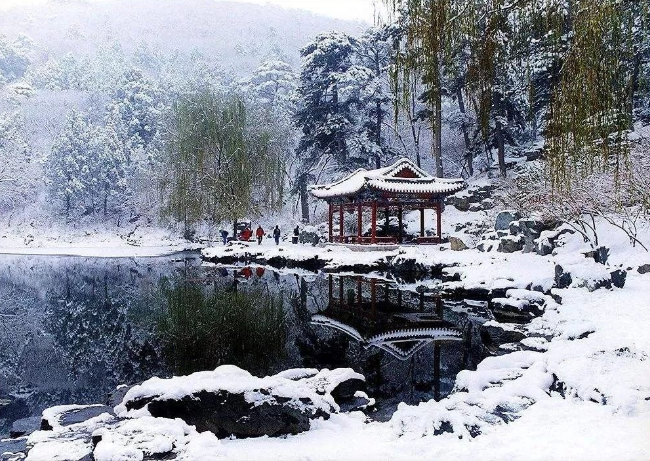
[0,0,366,75]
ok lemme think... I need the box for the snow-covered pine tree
[243,60,297,116]
[0,35,31,83]
[107,68,165,152]
[0,112,34,212]
[294,31,360,222]
[353,25,395,169]
[46,110,127,219]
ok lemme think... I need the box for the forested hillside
[0,0,648,244]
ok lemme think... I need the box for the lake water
[0,253,494,437]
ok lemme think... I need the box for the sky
[0,0,385,22]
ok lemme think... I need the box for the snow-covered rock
[117,366,366,438]
[495,210,521,231]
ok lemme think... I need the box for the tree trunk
[456,85,473,177]
[375,99,383,169]
[299,177,310,224]
[332,84,345,163]
[495,120,507,177]
[233,218,238,240]
[628,46,641,130]
[433,88,443,178]
[103,184,108,216]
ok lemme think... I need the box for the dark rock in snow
[637,264,650,274]
[498,236,524,253]
[535,227,575,256]
[141,390,327,438]
[610,269,626,288]
[554,264,572,289]
[41,405,113,431]
[495,210,521,231]
[120,367,366,439]
[10,416,40,438]
[491,298,544,323]
[480,322,526,351]
[584,246,610,265]
[107,385,133,408]
[449,195,471,211]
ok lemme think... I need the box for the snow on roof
[309,158,466,199]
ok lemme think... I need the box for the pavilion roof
[309,158,466,199]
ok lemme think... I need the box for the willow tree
[386,0,461,177]
[160,91,284,238]
[547,0,648,189]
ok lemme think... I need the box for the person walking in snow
[292,225,300,244]
[240,227,252,241]
[220,228,229,245]
[255,225,265,245]
[273,225,281,245]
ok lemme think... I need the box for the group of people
[219,224,301,246]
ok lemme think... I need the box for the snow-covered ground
[0,224,201,257]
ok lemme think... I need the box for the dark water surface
[0,253,493,437]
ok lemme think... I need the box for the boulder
[638,264,650,275]
[117,366,366,439]
[448,195,471,211]
[480,321,526,351]
[583,246,610,265]
[106,385,132,408]
[495,210,521,231]
[536,227,575,256]
[555,262,614,292]
[610,269,626,288]
[480,198,495,210]
[449,236,469,251]
[41,405,113,431]
[498,235,524,253]
[299,229,321,246]
[10,416,40,438]
[554,264,572,289]
[477,241,496,252]
[491,297,544,323]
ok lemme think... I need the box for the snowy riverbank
[4,218,649,460]
[7,271,650,460]
[0,226,201,258]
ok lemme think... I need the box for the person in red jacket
[240,227,252,241]
[255,225,265,245]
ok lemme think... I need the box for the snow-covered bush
[502,145,650,251]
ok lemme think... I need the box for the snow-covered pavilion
[310,158,466,244]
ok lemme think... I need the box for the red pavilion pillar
[339,203,344,242]
[328,203,333,243]
[357,204,362,242]
[420,207,425,238]
[436,201,442,241]
[371,201,377,243]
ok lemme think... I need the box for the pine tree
[294,32,360,222]
[46,111,128,219]
[355,26,395,168]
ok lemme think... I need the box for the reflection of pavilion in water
[312,275,466,401]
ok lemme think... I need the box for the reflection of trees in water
[157,281,287,376]
[48,266,167,389]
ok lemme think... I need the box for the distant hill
[0,0,367,74]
